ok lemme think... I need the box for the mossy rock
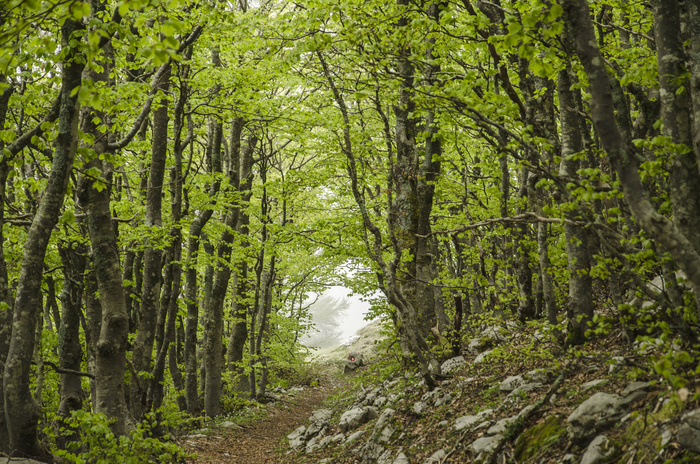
[618,394,683,461]
[513,414,565,462]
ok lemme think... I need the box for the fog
[301,286,371,349]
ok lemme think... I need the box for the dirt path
[183,385,333,464]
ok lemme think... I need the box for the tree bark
[3,18,83,457]
[131,66,170,420]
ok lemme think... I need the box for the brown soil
[183,385,333,464]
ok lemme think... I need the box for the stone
[470,435,501,456]
[413,401,427,415]
[332,433,345,442]
[311,408,333,422]
[393,453,409,464]
[507,383,543,398]
[621,381,652,397]
[371,408,396,442]
[438,420,448,427]
[582,379,609,391]
[288,425,306,449]
[474,350,493,364]
[434,393,451,407]
[567,393,626,442]
[580,435,616,464]
[345,351,364,373]
[319,435,333,448]
[677,408,700,453]
[339,406,378,433]
[500,375,524,392]
[558,454,577,464]
[524,369,549,383]
[423,449,446,463]
[487,417,514,435]
[305,419,327,438]
[374,396,388,408]
[345,430,365,444]
[219,421,242,429]
[441,356,465,374]
[306,436,321,454]
[455,409,493,431]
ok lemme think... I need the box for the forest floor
[182,379,338,464]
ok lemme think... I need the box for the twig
[417,212,586,238]
[44,361,95,379]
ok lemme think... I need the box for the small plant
[46,410,192,464]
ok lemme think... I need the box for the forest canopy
[0,0,699,459]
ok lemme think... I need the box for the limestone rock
[288,425,307,449]
[677,408,700,453]
[621,381,652,397]
[345,430,365,444]
[567,393,626,442]
[393,453,409,464]
[500,375,524,392]
[455,409,493,431]
[423,449,446,463]
[441,356,465,374]
[580,435,617,464]
[340,406,378,433]
[474,350,493,364]
[582,379,609,391]
[413,401,427,416]
[470,434,501,456]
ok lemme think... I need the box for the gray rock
[393,453,409,464]
[487,417,514,435]
[434,393,451,407]
[374,396,388,408]
[219,420,242,429]
[345,430,365,444]
[377,449,394,464]
[470,435,501,456]
[500,375,524,392]
[507,383,543,398]
[319,435,333,448]
[558,454,577,464]
[455,409,493,431]
[305,419,327,438]
[332,433,345,442]
[288,425,306,449]
[582,379,609,391]
[677,408,700,453]
[423,449,446,463]
[371,408,396,442]
[438,420,449,427]
[524,369,549,383]
[413,401,427,415]
[621,381,652,397]
[306,436,321,454]
[441,356,465,374]
[474,350,493,364]
[580,435,616,464]
[345,351,364,373]
[340,406,378,433]
[567,393,626,442]
[311,409,333,422]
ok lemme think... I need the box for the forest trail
[183,381,337,464]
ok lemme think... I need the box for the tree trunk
[131,66,170,420]
[3,18,83,457]
[57,241,87,430]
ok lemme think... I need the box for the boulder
[581,379,608,391]
[677,408,700,453]
[567,393,627,442]
[580,435,617,464]
[345,352,365,373]
[413,401,427,416]
[499,375,524,392]
[474,350,494,364]
[288,425,306,449]
[441,356,465,374]
[393,453,409,464]
[345,430,365,444]
[370,408,396,443]
[423,449,446,463]
[470,435,501,456]
[339,406,378,433]
[455,409,493,431]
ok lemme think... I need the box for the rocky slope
[282,321,700,463]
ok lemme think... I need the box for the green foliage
[46,411,192,464]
